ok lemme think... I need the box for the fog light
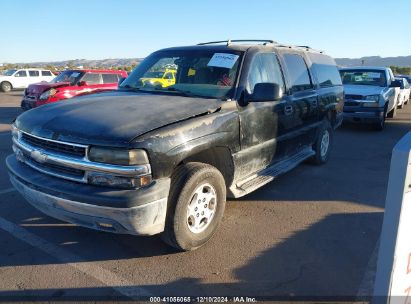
[98,222,113,229]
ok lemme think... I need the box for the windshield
[340,69,387,87]
[51,70,84,85]
[2,69,17,76]
[120,50,242,99]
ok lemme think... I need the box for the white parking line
[357,238,380,299]
[0,187,16,195]
[0,217,153,300]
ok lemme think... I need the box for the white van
[0,68,55,92]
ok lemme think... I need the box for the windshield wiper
[165,87,214,99]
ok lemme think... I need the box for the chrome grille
[345,94,364,100]
[12,128,151,185]
[21,132,86,157]
[344,101,361,107]
[25,156,86,182]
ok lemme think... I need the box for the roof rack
[276,44,324,53]
[197,40,324,53]
[197,39,277,46]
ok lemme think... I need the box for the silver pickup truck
[339,66,401,130]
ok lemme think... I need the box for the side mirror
[248,83,283,102]
[118,77,126,86]
[78,81,87,86]
[390,80,401,88]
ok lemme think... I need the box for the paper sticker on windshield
[207,53,239,69]
[366,72,381,78]
[71,72,80,78]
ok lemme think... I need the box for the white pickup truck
[0,69,55,92]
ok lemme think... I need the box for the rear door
[278,52,319,153]
[101,73,120,90]
[28,70,40,86]
[41,70,54,82]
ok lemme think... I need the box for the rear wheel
[161,163,226,251]
[398,97,404,109]
[311,119,333,165]
[0,81,12,93]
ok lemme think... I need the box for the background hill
[2,55,411,70]
[335,55,411,67]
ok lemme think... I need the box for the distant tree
[390,66,411,75]
[45,64,56,71]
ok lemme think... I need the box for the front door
[236,52,286,177]
[12,70,28,88]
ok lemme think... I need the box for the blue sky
[0,0,409,62]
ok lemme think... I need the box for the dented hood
[26,82,71,95]
[16,90,221,146]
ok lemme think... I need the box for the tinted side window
[15,70,27,77]
[247,53,285,94]
[82,73,101,85]
[308,53,342,87]
[28,70,40,77]
[102,73,118,84]
[283,54,312,92]
[41,71,52,76]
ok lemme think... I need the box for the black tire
[398,98,404,109]
[372,107,387,131]
[311,119,333,165]
[387,100,397,118]
[161,162,226,251]
[0,81,12,93]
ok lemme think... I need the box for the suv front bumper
[343,106,385,124]
[21,97,37,111]
[6,155,170,236]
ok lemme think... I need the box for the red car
[21,69,128,110]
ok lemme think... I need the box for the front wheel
[387,99,397,118]
[161,163,226,251]
[0,81,12,92]
[311,119,333,165]
[373,108,387,131]
[398,98,404,109]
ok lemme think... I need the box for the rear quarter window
[308,53,342,87]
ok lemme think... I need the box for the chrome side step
[230,147,315,198]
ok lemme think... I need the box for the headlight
[87,172,152,189]
[362,95,381,107]
[39,88,57,100]
[364,95,380,102]
[88,147,149,166]
[11,124,19,139]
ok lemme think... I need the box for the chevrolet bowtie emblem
[30,150,47,163]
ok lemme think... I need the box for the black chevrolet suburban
[7,40,344,250]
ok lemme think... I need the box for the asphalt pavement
[0,91,410,302]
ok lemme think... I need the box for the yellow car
[140,69,176,88]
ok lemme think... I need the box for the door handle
[284,105,293,115]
